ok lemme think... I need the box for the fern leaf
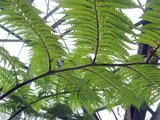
[138,0,160,49]
[54,0,136,64]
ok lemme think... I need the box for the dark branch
[93,0,100,64]
[0,62,160,100]
[0,71,51,100]
[145,44,160,63]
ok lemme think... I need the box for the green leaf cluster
[0,0,159,119]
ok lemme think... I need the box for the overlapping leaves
[55,0,135,64]
[0,0,65,75]
[0,0,160,119]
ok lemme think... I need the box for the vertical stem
[93,0,100,64]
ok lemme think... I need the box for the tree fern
[0,0,159,119]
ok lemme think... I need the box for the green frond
[0,46,28,92]
[0,0,66,75]
[0,66,17,92]
[147,0,160,10]
[0,0,160,119]
[46,103,73,119]
[54,0,135,64]
[138,0,160,49]
[118,55,160,106]
[60,71,103,109]
[85,67,143,108]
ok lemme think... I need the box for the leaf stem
[12,1,52,71]
[127,66,160,92]
[93,0,100,64]
[0,62,160,100]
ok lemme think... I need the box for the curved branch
[0,62,159,100]
[93,0,100,63]
[26,22,52,72]
[12,2,52,71]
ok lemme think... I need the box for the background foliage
[0,0,159,119]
